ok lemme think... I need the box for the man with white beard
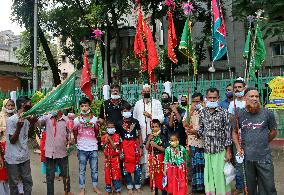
[133,84,164,181]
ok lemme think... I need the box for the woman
[0,99,16,194]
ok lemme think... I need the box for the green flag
[249,24,266,80]
[91,44,103,89]
[23,72,77,117]
[243,29,251,59]
[179,18,198,75]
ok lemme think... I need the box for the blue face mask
[195,103,203,110]
[50,111,58,117]
[107,128,116,135]
[206,101,219,108]
[235,91,244,97]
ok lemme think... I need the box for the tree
[11,0,61,85]
[233,0,284,37]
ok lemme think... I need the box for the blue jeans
[233,145,244,190]
[125,165,142,190]
[77,150,98,189]
[105,180,121,193]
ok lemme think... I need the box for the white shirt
[228,99,246,115]
[74,116,98,151]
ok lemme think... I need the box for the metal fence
[1,73,284,138]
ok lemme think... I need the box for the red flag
[80,50,93,101]
[144,22,159,88]
[134,9,147,72]
[167,10,178,64]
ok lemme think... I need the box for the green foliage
[233,0,284,37]
[15,31,50,71]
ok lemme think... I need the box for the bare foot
[79,188,85,195]
[93,187,102,195]
[127,189,133,195]
[136,189,143,194]
[65,192,74,195]
[232,189,242,195]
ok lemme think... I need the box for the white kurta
[133,98,164,177]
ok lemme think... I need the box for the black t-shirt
[117,118,141,140]
[233,108,277,161]
[99,99,129,126]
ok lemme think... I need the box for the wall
[0,75,21,92]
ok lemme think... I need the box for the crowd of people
[0,80,278,195]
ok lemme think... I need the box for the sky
[0,0,24,35]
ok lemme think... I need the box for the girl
[145,119,167,195]
[101,121,121,194]
[163,133,188,195]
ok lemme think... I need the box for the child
[145,119,167,195]
[101,121,121,194]
[163,133,188,195]
[117,103,142,195]
[73,97,101,195]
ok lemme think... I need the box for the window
[272,42,284,56]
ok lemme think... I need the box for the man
[133,84,164,179]
[219,84,233,109]
[165,96,186,146]
[232,88,277,195]
[228,79,246,115]
[5,96,34,195]
[183,92,205,193]
[99,84,129,127]
[180,95,189,110]
[38,111,73,195]
[229,79,246,194]
[161,92,171,109]
[198,88,232,195]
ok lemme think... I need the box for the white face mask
[206,101,219,108]
[111,94,120,100]
[122,111,132,118]
[107,128,116,135]
[4,108,15,114]
[80,109,91,115]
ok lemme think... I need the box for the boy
[145,119,167,195]
[73,97,101,195]
[101,121,121,194]
[117,103,143,194]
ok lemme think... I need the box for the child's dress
[101,133,121,187]
[145,133,167,190]
[164,145,188,195]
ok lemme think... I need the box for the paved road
[30,147,284,195]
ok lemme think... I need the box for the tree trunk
[38,26,61,86]
[111,7,123,83]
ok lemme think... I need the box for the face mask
[225,92,234,99]
[206,101,219,108]
[4,108,15,114]
[195,103,203,110]
[50,111,58,117]
[107,128,116,135]
[111,94,120,100]
[162,98,170,103]
[122,111,132,118]
[181,102,187,107]
[235,91,244,97]
[143,93,150,98]
[81,109,91,115]
[169,140,179,148]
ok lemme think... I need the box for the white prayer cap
[143,84,151,89]
[236,77,244,82]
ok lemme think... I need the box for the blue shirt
[219,99,230,110]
